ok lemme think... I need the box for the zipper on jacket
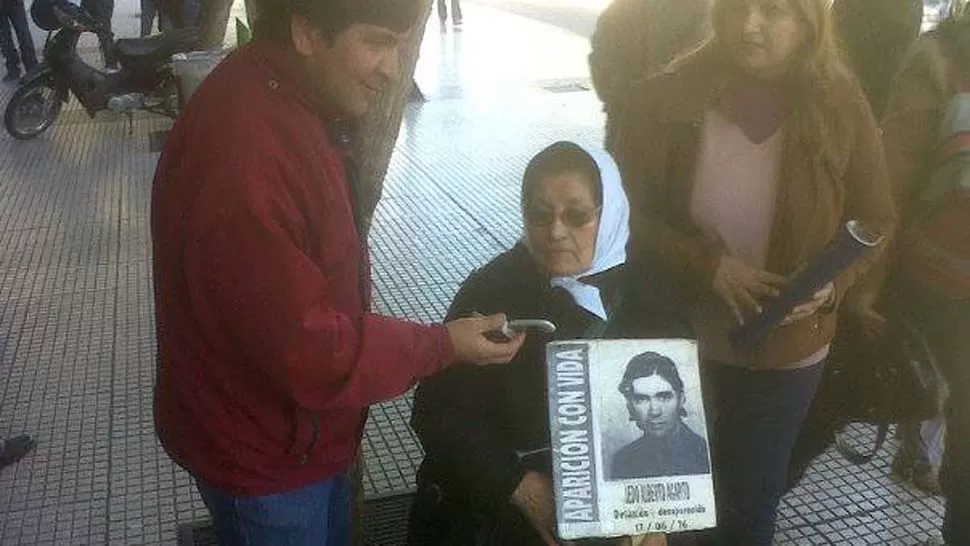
[299,413,321,466]
[287,405,300,455]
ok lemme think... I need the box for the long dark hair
[618,352,685,397]
[254,0,424,43]
[618,352,687,417]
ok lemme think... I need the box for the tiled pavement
[0,0,949,544]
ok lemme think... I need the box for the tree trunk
[198,0,235,47]
[348,9,433,544]
[243,0,263,28]
[163,0,234,46]
[353,1,432,233]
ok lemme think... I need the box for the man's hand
[781,282,835,326]
[446,313,525,366]
[511,471,560,546]
[712,255,786,324]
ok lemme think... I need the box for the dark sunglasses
[524,205,601,228]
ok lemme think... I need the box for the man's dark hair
[521,141,602,210]
[254,0,424,43]
[618,351,686,401]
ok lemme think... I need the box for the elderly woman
[607,0,896,544]
[407,141,687,546]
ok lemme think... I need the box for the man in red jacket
[150,0,525,543]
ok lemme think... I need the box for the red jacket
[151,42,454,496]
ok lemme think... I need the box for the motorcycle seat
[116,28,201,60]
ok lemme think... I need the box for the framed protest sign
[546,339,716,540]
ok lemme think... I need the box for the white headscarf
[524,145,631,320]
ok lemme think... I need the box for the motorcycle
[4,0,200,140]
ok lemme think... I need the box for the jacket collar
[246,41,346,123]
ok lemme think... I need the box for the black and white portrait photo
[608,351,710,479]
[546,339,718,538]
[589,343,711,481]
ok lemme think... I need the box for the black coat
[610,421,710,480]
[407,243,688,546]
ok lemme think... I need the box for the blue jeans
[700,360,825,546]
[0,0,36,73]
[197,472,353,546]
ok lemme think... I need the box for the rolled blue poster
[729,220,885,350]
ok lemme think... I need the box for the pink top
[690,109,782,269]
[689,110,829,367]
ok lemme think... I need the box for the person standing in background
[140,0,173,36]
[437,0,462,28]
[831,0,945,498]
[881,7,970,542]
[0,0,37,82]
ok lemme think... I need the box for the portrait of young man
[609,351,711,480]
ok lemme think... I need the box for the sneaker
[3,69,21,83]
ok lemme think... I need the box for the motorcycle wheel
[4,80,65,140]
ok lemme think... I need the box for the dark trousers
[700,360,825,546]
[80,0,116,68]
[907,290,970,544]
[0,0,36,73]
[182,0,201,28]
[437,0,463,23]
[139,0,174,36]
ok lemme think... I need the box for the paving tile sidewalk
[0,0,948,544]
